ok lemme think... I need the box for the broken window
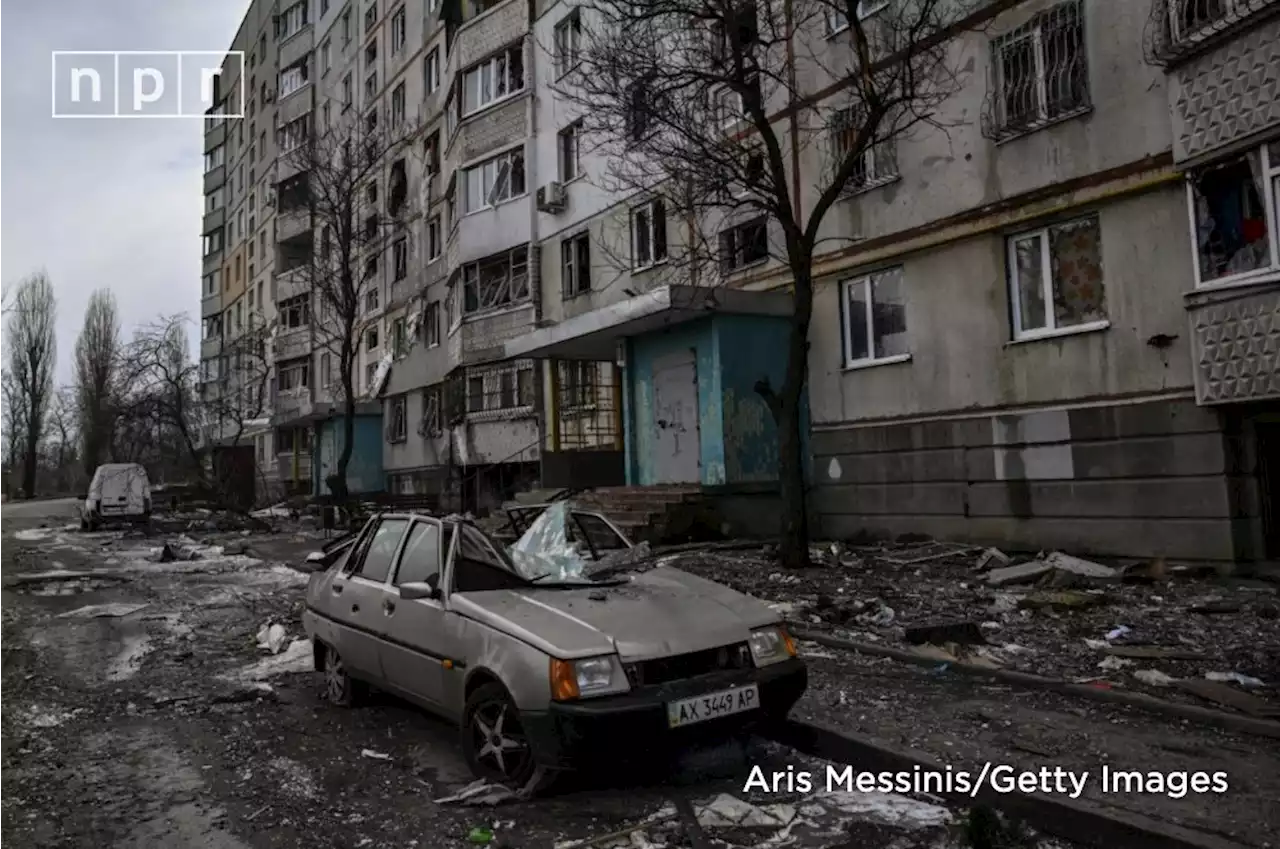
[421,385,443,436]
[463,148,526,213]
[279,294,310,329]
[559,360,595,409]
[554,11,582,78]
[425,301,441,346]
[840,266,908,366]
[561,232,591,298]
[389,158,408,216]
[393,237,408,280]
[991,0,1089,138]
[461,247,529,315]
[387,395,408,442]
[1008,214,1106,339]
[278,356,310,391]
[626,76,655,142]
[461,45,524,115]
[719,216,768,272]
[631,198,667,268]
[1189,145,1278,286]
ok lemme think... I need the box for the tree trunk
[775,265,814,569]
[22,412,40,497]
[328,371,356,504]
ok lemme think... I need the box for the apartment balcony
[201,292,222,319]
[279,23,314,67]
[201,207,225,235]
[1187,278,1280,405]
[203,165,226,195]
[274,326,312,361]
[201,337,225,360]
[274,389,316,426]
[204,121,226,153]
[454,0,526,71]
[276,85,314,127]
[456,302,536,366]
[276,266,309,300]
[277,207,312,242]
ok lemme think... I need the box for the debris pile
[671,539,1280,715]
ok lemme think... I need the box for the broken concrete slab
[974,548,1011,572]
[1105,646,1208,661]
[1018,590,1107,611]
[986,561,1053,586]
[1177,680,1280,718]
[56,602,150,619]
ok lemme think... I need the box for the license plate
[666,684,759,728]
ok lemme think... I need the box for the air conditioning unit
[536,181,567,213]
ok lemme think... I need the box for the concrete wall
[315,415,386,495]
[808,184,1196,424]
[808,396,1254,561]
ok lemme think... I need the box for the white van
[83,463,152,530]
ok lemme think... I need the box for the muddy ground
[1,500,1081,849]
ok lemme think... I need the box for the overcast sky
[2,0,248,384]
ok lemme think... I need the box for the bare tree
[280,108,422,502]
[4,271,58,497]
[44,387,79,492]
[115,314,273,514]
[556,0,973,566]
[74,288,122,476]
[2,370,29,492]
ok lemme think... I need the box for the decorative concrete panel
[1171,16,1280,162]
[1190,285,1280,403]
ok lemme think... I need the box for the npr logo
[51,51,245,119]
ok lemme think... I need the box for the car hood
[451,566,780,661]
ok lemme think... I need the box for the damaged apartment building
[505,0,1280,565]
[201,0,1280,566]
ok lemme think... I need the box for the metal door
[652,350,701,483]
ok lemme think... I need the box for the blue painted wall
[623,314,810,487]
[314,415,386,496]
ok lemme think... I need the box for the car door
[378,518,453,708]
[331,516,411,682]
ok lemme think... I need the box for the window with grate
[830,108,898,193]
[988,0,1089,140]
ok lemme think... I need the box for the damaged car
[301,502,807,790]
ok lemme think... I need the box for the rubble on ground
[671,539,1280,714]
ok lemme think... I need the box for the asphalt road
[0,500,997,849]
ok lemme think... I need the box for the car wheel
[462,683,548,791]
[321,643,363,707]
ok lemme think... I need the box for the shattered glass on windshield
[505,502,649,583]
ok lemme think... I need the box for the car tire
[320,643,364,707]
[462,682,553,792]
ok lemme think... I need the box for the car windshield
[506,502,635,585]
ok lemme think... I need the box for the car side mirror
[400,578,442,601]
[303,551,328,572]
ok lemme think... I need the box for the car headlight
[549,655,630,701]
[749,626,797,667]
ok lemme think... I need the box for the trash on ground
[1105,645,1207,660]
[1018,590,1106,611]
[1105,625,1131,641]
[1205,671,1266,688]
[974,548,1010,572]
[360,749,392,761]
[56,602,149,619]
[436,779,522,807]
[1133,669,1177,687]
[255,622,289,654]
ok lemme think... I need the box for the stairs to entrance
[496,484,726,546]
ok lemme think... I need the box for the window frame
[393,237,408,280]
[990,0,1090,138]
[427,216,442,261]
[554,10,582,79]
[425,301,442,347]
[387,394,408,441]
[561,231,591,299]
[1006,214,1108,341]
[1185,142,1280,290]
[462,146,526,214]
[826,0,888,35]
[719,215,769,273]
[630,198,668,270]
[460,44,525,117]
[425,48,441,94]
[391,81,406,126]
[390,5,407,52]
[558,120,582,182]
[839,266,910,368]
